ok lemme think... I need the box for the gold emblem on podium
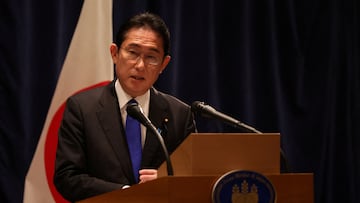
[231,180,259,203]
[212,170,276,203]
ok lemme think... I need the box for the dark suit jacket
[54,80,196,202]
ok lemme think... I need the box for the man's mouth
[131,75,145,80]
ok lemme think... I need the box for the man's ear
[110,43,118,60]
[159,55,171,73]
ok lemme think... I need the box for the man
[54,12,196,202]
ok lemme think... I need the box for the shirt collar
[115,79,150,113]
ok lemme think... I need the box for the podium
[158,133,281,176]
[78,133,313,203]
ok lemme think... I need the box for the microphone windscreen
[191,101,204,113]
[126,103,148,126]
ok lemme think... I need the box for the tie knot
[128,99,138,105]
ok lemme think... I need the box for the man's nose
[134,56,146,69]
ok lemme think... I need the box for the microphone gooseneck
[126,103,174,176]
[191,101,262,134]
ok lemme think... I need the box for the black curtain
[0,0,358,202]
[0,1,82,202]
[114,0,360,202]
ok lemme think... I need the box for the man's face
[110,27,170,97]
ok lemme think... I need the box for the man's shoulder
[69,81,113,102]
[151,87,190,108]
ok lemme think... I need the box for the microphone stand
[147,124,174,176]
[127,103,174,176]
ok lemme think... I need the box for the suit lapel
[96,85,169,172]
[141,88,169,166]
[96,81,134,180]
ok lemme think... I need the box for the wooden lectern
[157,133,281,176]
[78,133,313,203]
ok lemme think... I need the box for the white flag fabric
[23,0,113,202]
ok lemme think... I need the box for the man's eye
[146,55,160,65]
[128,50,137,55]
[126,50,140,59]
[146,55,156,60]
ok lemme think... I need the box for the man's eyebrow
[126,43,161,54]
[148,47,160,54]
[125,43,140,49]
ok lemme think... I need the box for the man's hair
[115,12,171,56]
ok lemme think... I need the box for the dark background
[1,0,359,203]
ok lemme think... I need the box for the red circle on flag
[44,81,110,202]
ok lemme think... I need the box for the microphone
[191,101,262,134]
[126,102,174,176]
